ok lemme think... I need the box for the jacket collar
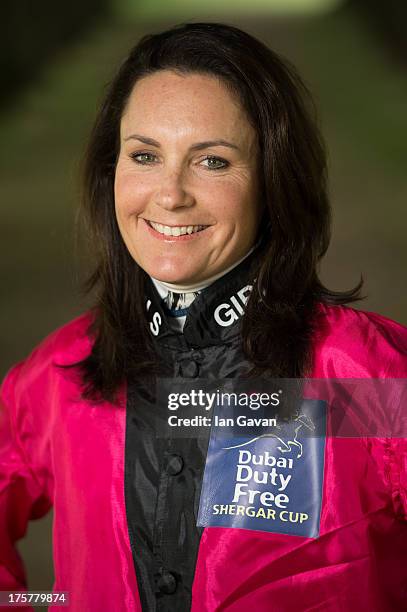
[144,249,260,349]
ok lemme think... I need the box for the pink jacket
[1,304,406,611]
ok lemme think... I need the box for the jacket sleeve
[385,438,407,521]
[375,342,407,521]
[316,306,407,520]
[386,344,407,520]
[386,375,407,521]
[0,362,53,591]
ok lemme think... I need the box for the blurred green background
[1,0,406,595]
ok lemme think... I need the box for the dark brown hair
[75,22,362,402]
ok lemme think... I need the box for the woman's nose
[153,168,195,210]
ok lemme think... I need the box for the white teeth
[149,221,207,236]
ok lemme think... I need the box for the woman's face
[115,70,262,285]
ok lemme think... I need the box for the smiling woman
[114,71,262,284]
[1,21,407,612]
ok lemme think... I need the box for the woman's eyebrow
[124,134,160,146]
[124,133,239,150]
[190,139,239,151]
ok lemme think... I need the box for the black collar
[144,250,260,349]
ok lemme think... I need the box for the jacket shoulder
[314,304,407,377]
[1,311,95,403]
[30,311,95,365]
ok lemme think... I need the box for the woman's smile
[143,218,212,241]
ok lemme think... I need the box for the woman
[1,22,406,612]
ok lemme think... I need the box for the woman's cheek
[115,171,150,215]
[202,180,243,211]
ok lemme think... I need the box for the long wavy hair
[75,22,362,402]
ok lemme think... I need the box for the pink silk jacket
[0,304,406,611]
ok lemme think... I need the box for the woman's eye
[201,156,229,170]
[130,152,157,164]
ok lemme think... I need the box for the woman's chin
[143,257,208,286]
[150,270,202,285]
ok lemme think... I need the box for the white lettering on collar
[146,299,162,336]
[214,285,253,327]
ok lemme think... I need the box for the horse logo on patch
[222,412,316,458]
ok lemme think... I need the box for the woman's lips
[142,218,211,242]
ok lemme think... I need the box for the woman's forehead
[120,70,256,146]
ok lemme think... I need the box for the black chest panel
[124,255,256,611]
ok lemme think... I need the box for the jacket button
[166,454,184,476]
[179,360,199,377]
[156,571,177,594]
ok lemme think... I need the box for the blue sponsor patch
[197,399,327,538]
